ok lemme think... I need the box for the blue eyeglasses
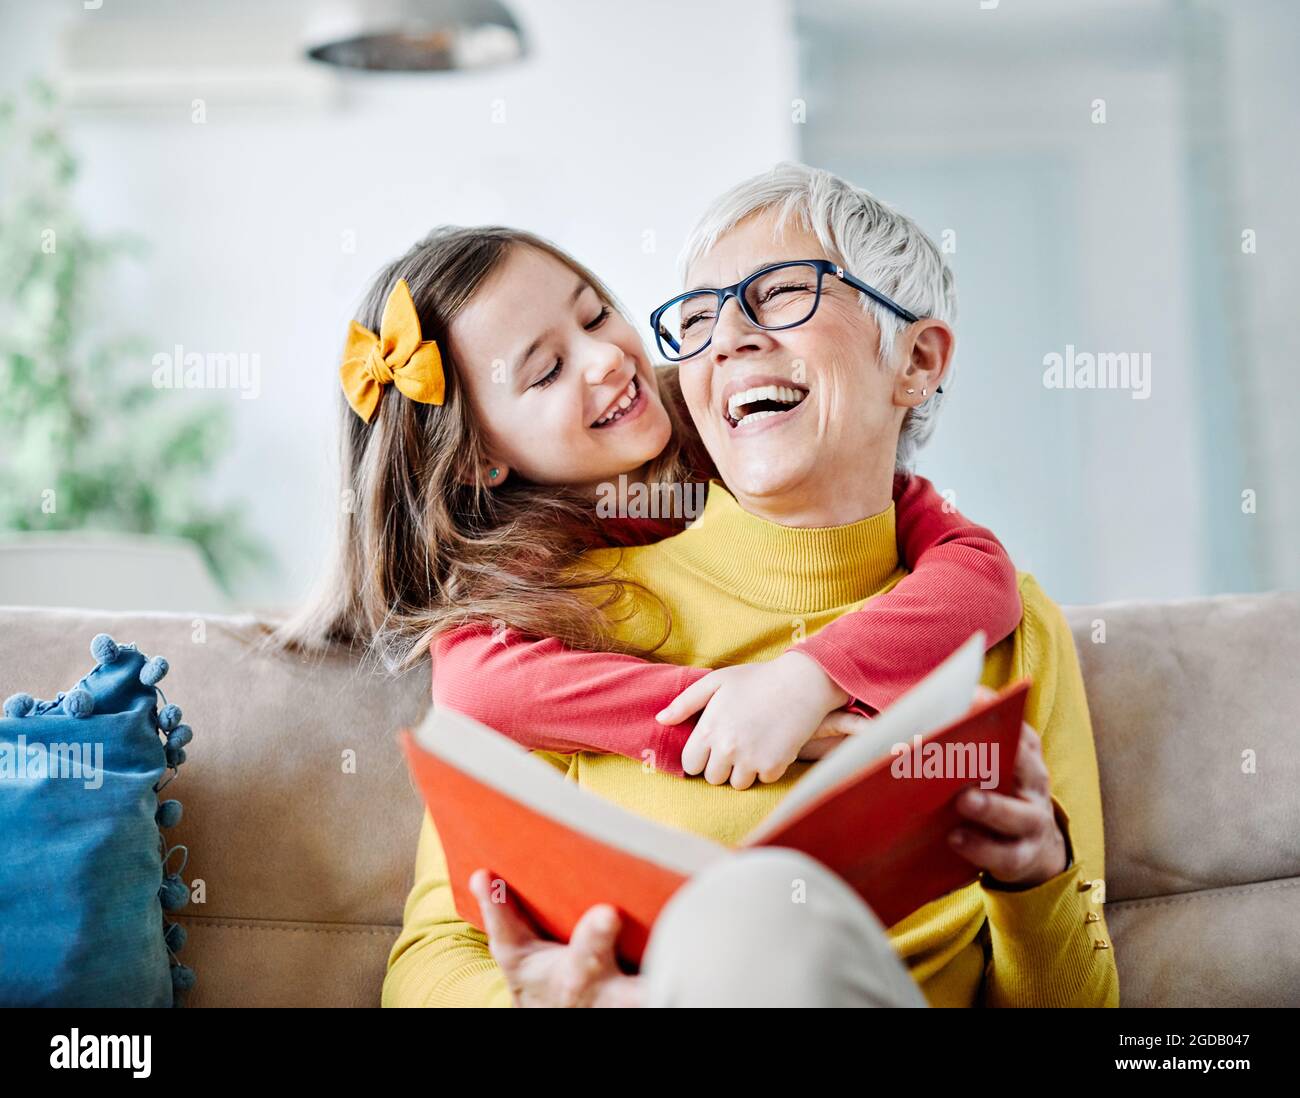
[650,258,924,365]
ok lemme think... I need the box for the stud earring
[489,468,500,480]
[922,388,928,397]
[906,388,915,394]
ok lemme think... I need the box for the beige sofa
[2,593,1297,1007]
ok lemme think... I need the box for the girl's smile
[450,244,673,488]
[591,376,647,429]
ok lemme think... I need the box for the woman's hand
[468,869,643,1008]
[655,650,853,789]
[948,719,1070,889]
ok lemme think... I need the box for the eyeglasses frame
[649,258,922,363]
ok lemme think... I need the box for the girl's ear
[457,463,509,489]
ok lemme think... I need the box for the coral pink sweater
[431,474,1021,776]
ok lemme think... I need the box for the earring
[489,468,500,480]
[906,388,915,394]
[922,388,928,397]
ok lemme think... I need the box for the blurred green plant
[0,78,272,596]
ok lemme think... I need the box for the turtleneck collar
[660,480,900,614]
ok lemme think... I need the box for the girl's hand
[797,709,873,760]
[469,870,642,1008]
[655,651,852,790]
[947,720,1070,889]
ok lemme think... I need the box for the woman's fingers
[1013,722,1051,793]
[564,906,635,1008]
[954,787,1040,837]
[948,827,1039,882]
[469,868,537,962]
[952,721,1052,838]
[569,903,621,967]
[944,719,1067,887]
[655,673,722,726]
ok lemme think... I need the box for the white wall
[5,0,1292,611]
[0,0,799,609]
[1226,0,1300,591]
[794,0,1293,606]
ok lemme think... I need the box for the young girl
[268,225,1021,788]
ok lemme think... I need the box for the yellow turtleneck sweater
[385,483,1119,1008]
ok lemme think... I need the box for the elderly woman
[382,165,1118,1008]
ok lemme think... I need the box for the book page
[415,706,729,875]
[743,631,986,844]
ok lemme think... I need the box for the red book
[401,633,1027,968]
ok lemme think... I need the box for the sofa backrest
[0,606,429,1008]
[1062,593,1300,1007]
[1,593,1296,1007]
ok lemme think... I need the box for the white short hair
[679,162,957,471]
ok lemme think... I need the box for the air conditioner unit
[56,5,342,112]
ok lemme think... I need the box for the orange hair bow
[339,278,445,423]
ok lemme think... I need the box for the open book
[401,632,1029,968]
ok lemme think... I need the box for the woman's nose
[709,296,775,365]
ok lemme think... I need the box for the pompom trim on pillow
[3,631,198,1004]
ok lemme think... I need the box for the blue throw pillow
[0,633,195,1006]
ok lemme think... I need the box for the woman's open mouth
[724,383,809,431]
[591,376,645,429]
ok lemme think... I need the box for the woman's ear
[894,319,955,407]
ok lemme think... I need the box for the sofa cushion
[1064,592,1300,1006]
[0,593,1296,1007]
[0,633,192,1006]
[0,607,433,1007]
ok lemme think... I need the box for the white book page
[415,706,728,876]
[743,631,986,845]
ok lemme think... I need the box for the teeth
[739,409,784,424]
[593,378,639,426]
[726,384,807,422]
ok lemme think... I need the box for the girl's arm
[792,473,1022,714]
[432,626,706,778]
[433,474,1021,777]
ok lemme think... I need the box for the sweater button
[1085,911,1100,924]
[1077,879,1093,892]
[1093,940,1111,950]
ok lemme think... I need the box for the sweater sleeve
[383,811,514,1008]
[793,474,1022,714]
[977,577,1120,1007]
[432,625,707,778]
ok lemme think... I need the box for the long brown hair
[260,226,699,675]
